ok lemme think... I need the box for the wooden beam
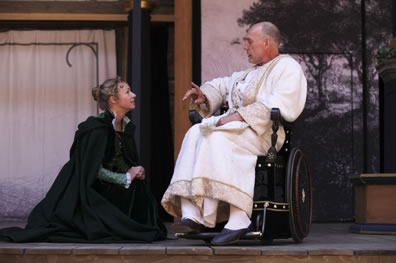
[0,13,127,21]
[174,0,192,160]
[151,14,175,22]
[0,13,174,22]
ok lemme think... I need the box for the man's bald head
[243,22,280,65]
[250,22,281,48]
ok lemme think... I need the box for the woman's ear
[109,95,117,105]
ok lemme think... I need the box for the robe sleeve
[237,58,307,136]
[190,72,243,117]
[96,164,130,188]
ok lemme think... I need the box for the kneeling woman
[0,77,167,243]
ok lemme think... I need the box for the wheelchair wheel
[286,147,312,243]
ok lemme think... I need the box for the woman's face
[116,82,136,111]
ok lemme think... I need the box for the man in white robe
[161,21,307,245]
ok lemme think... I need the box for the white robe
[161,55,307,223]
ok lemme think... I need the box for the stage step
[1,223,396,263]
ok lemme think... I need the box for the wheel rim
[287,148,313,242]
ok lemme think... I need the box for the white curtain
[0,30,117,221]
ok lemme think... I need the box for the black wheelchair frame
[177,108,312,243]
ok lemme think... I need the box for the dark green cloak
[0,111,167,243]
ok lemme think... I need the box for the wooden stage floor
[0,222,395,262]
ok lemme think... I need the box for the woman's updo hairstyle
[92,76,122,110]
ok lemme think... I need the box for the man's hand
[182,82,206,104]
[216,112,244,127]
[128,166,145,181]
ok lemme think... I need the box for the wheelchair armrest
[188,110,203,125]
[271,108,294,129]
[265,108,281,162]
[266,108,296,162]
[270,108,281,122]
[188,102,228,125]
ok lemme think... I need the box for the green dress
[0,110,167,243]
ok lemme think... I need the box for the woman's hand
[128,166,145,181]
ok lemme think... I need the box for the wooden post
[174,0,192,160]
[128,0,153,182]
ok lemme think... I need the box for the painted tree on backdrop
[238,0,390,115]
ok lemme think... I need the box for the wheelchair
[176,107,313,243]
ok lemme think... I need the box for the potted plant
[376,41,396,83]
